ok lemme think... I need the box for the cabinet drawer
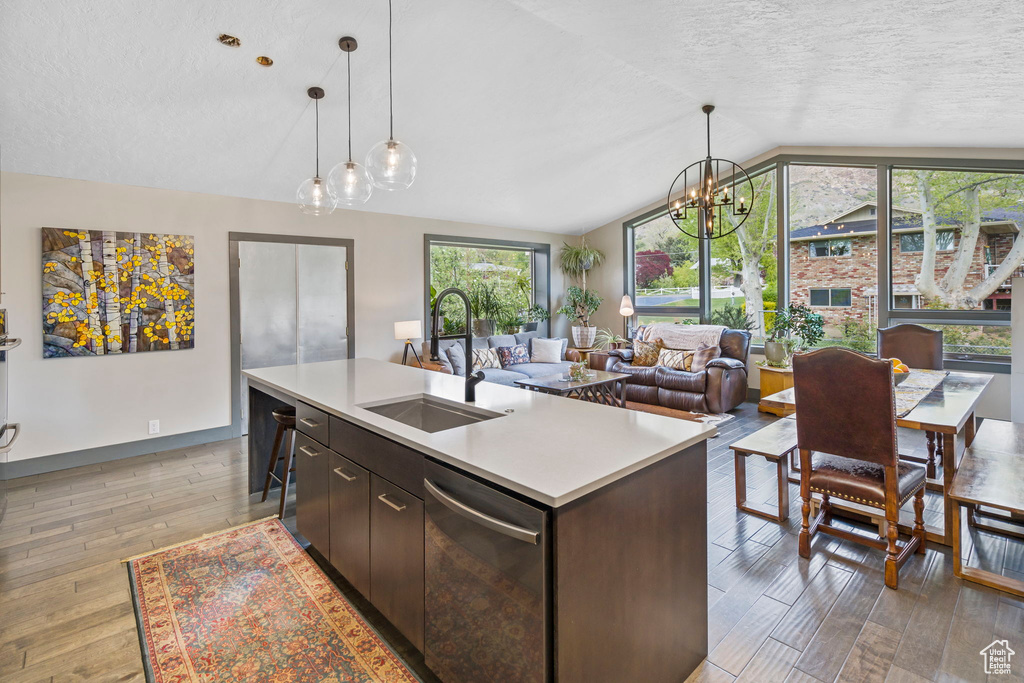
[295,432,330,555]
[330,416,424,498]
[296,402,329,445]
[328,452,371,598]
[370,475,424,651]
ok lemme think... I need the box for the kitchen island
[244,358,714,683]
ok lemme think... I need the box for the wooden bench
[730,419,798,522]
[949,419,1024,597]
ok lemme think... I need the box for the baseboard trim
[0,425,236,480]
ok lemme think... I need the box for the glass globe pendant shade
[366,138,416,190]
[296,176,337,215]
[328,160,373,206]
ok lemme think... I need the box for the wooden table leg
[952,494,963,577]
[925,431,937,480]
[965,411,976,447]
[778,452,790,521]
[941,429,959,547]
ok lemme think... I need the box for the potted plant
[496,305,526,335]
[765,304,825,366]
[557,286,603,348]
[594,328,628,350]
[558,237,606,347]
[522,304,550,332]
[467,283,502,337]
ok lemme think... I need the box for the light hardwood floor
[0,404,1021,682]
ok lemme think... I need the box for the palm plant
[594,328,628,349]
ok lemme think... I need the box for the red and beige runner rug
[125,518,419,682]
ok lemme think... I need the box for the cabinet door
[328,452,370,597]
[370,475,424,651]
[295,433,330,555]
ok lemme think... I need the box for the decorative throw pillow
[497,344,530,368]
[632,338,661,367]
[531,338,562,364]
[472,347,501,371]
[691,342,722,372]
[445,343,467,375]
[657,347,692,371]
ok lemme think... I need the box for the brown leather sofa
[597,329,751,414]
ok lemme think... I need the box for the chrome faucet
[430,287,486,402]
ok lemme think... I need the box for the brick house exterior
[789,202,1020,329]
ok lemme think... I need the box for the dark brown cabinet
[370,474,424,652]
[295,432,330,555]
[328,452,370,598]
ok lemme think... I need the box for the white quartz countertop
[243,358,715,507]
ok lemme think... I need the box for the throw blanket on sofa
[642,323,727,350]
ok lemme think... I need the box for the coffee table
[515,370,629,408]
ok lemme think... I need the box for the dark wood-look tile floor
[0,404,1021,682]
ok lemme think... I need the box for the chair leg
[261,423,286,503]
[799,496,812,558]
[821,492,832,525]
[913,488,927,554]
[884,518,900,590]
[277,428,296,520]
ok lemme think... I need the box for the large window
[708,168,778,343]
[789,165,878,350]
[425,236,549,336]
[623,158,1020,365]
[890,169,1024,312]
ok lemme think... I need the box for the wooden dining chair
[793,347,927,590]
[877,323,945,477]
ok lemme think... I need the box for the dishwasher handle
[424,479,539,545]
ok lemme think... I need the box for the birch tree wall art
[41,228,195,357]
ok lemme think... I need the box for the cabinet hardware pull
[378,494,406,512]
[333,467,357,482]
[299,417,321,428]
[424,479,539,544]
[299,445,320,457]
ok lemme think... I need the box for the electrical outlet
[148,420,160,435]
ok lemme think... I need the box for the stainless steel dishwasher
[423,460,550,683]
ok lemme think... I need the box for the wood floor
[0,403,1020,682]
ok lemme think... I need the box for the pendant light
[296,87,338,215]
[328,37,373,206]
[365,0,417,190]
[666,105,754,239]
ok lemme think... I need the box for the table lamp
[394,320,423,367]
[619,295,634,339]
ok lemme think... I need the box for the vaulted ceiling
[3,0,1022,234]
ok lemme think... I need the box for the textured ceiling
[3,0,1023,234]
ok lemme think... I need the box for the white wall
[1,172,570,461]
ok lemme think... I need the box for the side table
[757,365,794,416]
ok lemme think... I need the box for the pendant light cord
[315,96,320,177]
[706,109,711,158]
[347,50,353,162]
[388,0,394,140]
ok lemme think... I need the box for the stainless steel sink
[358,394,504,433]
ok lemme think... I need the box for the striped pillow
[657,347,694,371]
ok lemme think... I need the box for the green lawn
[655,297,743,310]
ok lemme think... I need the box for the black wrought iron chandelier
[667,105,754,239]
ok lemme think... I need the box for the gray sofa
[420,331,582,386]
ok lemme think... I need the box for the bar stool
[261,406,297,519]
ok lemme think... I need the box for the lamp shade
[619,295,635,317]
[394,320,422,340]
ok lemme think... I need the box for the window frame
[808,237,852,258]
[424,234,551,337]
[809,287,852,307]
[621,153,1020,369]
[898,229,955,253]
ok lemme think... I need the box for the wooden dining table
[760,371,993,547]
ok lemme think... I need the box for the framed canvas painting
[42,228,195,357]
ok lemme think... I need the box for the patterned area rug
[125,518,420,683]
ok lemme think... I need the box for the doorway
[229,233,355,436]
